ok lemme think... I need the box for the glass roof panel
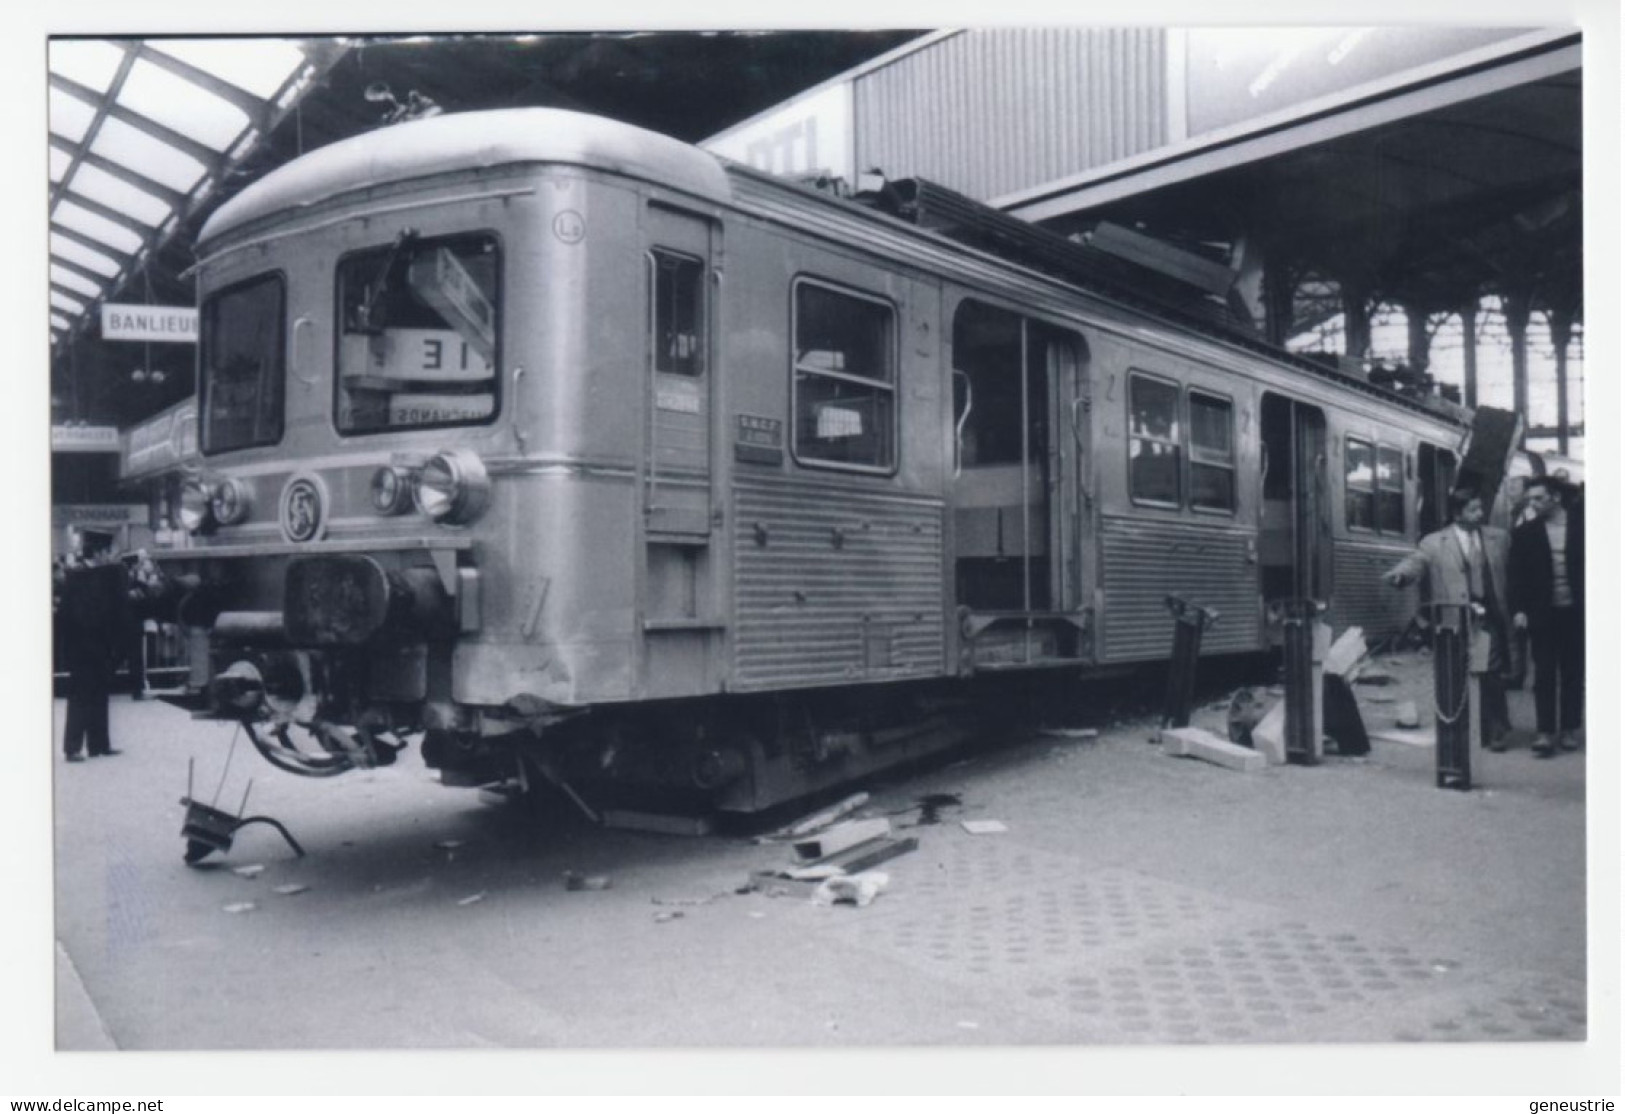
[90,117,209,194]
[70,164,171,226]
[51,233,121,278]
[53,199,144,255]
[151,38,306,100]
[52,290,88,315]
[118,57,250,151]
[48,87,97,143]
[49,39,127,94]
[51,265,103,299]
[52,314,72,332]
[50,147,72,182]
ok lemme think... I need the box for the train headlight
[412,449,490,524]
[370,465,415,516]
[178,478,214,534]
[210,478,253,526]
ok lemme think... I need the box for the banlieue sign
[101,303,198,343]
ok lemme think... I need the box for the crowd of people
[1384,472,1586,757]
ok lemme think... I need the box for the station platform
[28,646,1614,1093]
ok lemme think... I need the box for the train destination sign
[101,304,198,343]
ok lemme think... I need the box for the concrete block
[1249,701,1288,766]
[1160,726,1266,772]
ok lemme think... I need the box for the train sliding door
[1259,393,1330,608]
[950,299,1088,666]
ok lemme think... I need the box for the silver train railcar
[158,107,1467,810]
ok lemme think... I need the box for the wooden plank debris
[786,836,919,880]
[792,817,891,863]
[762,792,871,842]
[1160,726,1266,772]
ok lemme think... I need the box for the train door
[639,204,719,696]
[643,204,714,538]
[950,299,1088,664]
[1259,393,1330,605]
[1417,442,1458,536]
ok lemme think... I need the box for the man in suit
[59,536,128,762]
[1384,487,1512,750]
[1509,476,1585,757]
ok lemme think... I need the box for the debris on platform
[653,910,685,924]
[1040,726,1099,740]
[811,870,889,907]
[1160,726,1266,772]
[1395,700,1423,728]
[232,863,265,878]
[651,892,725,907]
[456,892,486,907]
[563,871,612,892]
[601,809,713,836]
[961,819,1008,834]
[901,792,961,827]
[758,791,871,843]
[433,839,465,851]
[793,817,891,863]
[273,883,309,896]
[1226,687,1271,748]
[222,902,257,914]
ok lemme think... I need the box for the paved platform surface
[11,649,1621,1093]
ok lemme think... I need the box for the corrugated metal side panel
[1099,515,1259,661]
[854,28,1167,201]
[1330,541,1418,640]
[733,474,946,690]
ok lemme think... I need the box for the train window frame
[788,276,899,476]
[1375,443,1406,535]
[648,248,706,378]
[1186,387,1237,515]
[199,269,288,456]
[1344,435,1377,533]
[1126,370,1182,510]
[332,229,503,438]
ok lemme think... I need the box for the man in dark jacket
[59,549,129,762]
[1508,476,1585,757]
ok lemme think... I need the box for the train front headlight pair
[370,450,489,525]
[179,477,252,533]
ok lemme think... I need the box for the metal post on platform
[1161,596,1218,729]
[1278,598,1327,765]
[1431,603,1475,790]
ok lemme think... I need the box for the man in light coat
[1383,488,1512,750]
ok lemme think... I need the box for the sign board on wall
[101,303,198,343]
[703,82,854,183]
[121,401,198,480]
[52,425,121,453]
[52,504,147,528]
[1182,27,1537,138]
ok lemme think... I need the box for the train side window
[200,271,286,454]
[791,279,897,472]
[1345,436,1376,531]
[1188,390,1235,513]
[652,251,703,377]
[1128,372,1180,507]
[1375,445,1405,534]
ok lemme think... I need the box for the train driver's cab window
[1188,390,1236,513]
[1376,445,1406,534]
[336,231,499,434]
[652,251,703,377]
[1345,437,1376,530]
[791,280,896,472]
[200,272,286,454]
[1128,372,1180,507]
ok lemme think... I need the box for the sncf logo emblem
[280,474,329,543]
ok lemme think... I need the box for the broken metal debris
[792,817,892,863]
[758,792,870,843]
[563,871,612,892]
[811,870,889,907]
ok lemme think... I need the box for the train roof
[198,107,733,246]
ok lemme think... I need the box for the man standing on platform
[1383,488,1513,750]
[1509,475,1585,757]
